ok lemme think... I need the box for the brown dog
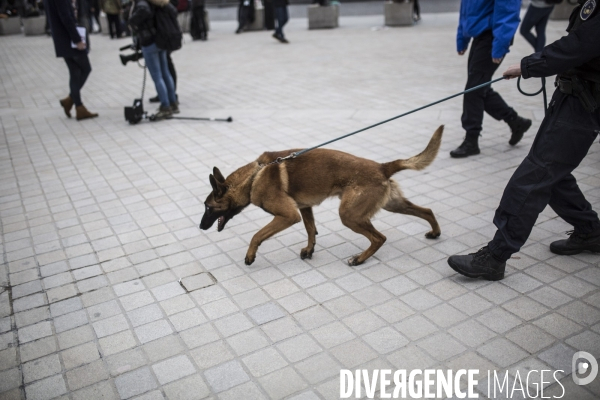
[200,126,443,266]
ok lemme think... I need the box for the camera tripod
[125,66,233,124]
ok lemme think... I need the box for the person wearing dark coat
[448,0,600,280]
[272,0,288,43]
[190,0,206,40]
[236,0,255,34]
[44,0,98,120]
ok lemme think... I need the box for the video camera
[119,41,142,66]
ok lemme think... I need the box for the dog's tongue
[218,216,225,231]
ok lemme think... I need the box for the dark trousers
[462,31,516,141]
[489,90,600,261]
[166,51,176,90]
[106,13,122,38]
[64,55,92,107]
[520,5,554,53]
[191,6,207,39]
[274,6,288,37]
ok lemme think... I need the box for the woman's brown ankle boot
[76,105,99,121]
[59,96,74,118]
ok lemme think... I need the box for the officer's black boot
[506,115,532,146]
[550,229,600,255]
[447,246,506,281]
[450,136,480,158]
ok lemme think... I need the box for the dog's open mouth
[217,216,226,232]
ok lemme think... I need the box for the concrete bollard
[246,6,264,31]
[384,0,414,27]
[308,4,339,30]
[100,14,108,35]
[0,17,21,35]
[549,1,577,20]
[23,16,47,36]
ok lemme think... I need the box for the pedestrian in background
[520,0,555,52]
[451,0,532,158]
[190,0,207,40]
[272,0,288,43]
[102,0,122,38]
[45,0,98,120]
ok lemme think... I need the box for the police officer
[448,0,600,281]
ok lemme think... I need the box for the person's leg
[72,54,92,94]
[64,57,83,106]
[107,14,116,38]
[142,44,170,107]
[158,49,177,106]
[519,5,538,50]
[534,6,554,52]
[488,91,600,260]
[190,7,199,39]
[274,6,283,36]
[199,5,207,38]
[166,51,176,90]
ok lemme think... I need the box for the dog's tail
[381,125,444,178]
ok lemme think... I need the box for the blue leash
[271,76,508,164]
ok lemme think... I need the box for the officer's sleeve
[491,0,521,59]
[521,11,600,79]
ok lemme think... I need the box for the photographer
[129,0,179,121]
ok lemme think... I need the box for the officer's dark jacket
[521,0,600,82]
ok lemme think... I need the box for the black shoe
[507,115,532,146]
[450,139,480,158]
[448,246,506,281]
[550,229,600,255]
[149,95,160,103]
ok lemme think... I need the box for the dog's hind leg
[339,190,387,266]
[245,197,301,266]
[383,182,441,239]
[300,207,317,260]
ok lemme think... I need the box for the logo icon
[572,351,598,386]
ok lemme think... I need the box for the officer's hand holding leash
[503,64,521,80]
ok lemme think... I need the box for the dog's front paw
[244,254,255,265]
[300,248,314,260]
[347,255,364,266]
[425,231,441,239]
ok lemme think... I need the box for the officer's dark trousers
[488,90,600,261]
[462,31,517,141]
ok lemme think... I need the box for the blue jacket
[457,0,521,59]
[44,0,89,58]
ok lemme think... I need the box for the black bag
[154,3,183,51]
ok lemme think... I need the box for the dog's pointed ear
[209,174,226,198]
[213,167,225,183]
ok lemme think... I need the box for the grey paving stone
[190,341,234,370]
[247,302,286,325]
[61,341,100,370]
[142,334,185,363]
[159,294,195,316]
[93,314,129,338]
[218,381,266,400]
[418,332,467,362]
[21,337,58,363]
[115,367,158,399]
[201,298,239,320]
[538,343,576,374]
[242,348,288,377]
[0,348,18,372]
[72,380,119,400]
[169,308,207,332]
[330,339,378,368]
[477,308,523,334]
[54,309,89,333]
[387,345,437,371]
[114,280,146,297]
[163,374,211,400]
[66,359,110,391]
[57,325,95,350]
[135,320,174,344]
[310,321,355,349]
[13,292,47,313]
[23,351,60,385]
[127,304,164,328]
[120,291,155,312]
[506,325,556,354]
[106,348,147,377]
[260,317,303,343]
[258,367,308,399]
[362,327,409,354]
[15,306,50,329]
[179,324,220,349]
[18,320,53,343]
[151,282,186,302]
[448,319,496,347]
[477,338,529,368]
[99,330,138,356]
[152,355,196,385]
[227,329,270,356]
[214,313,253,337]
[88,300,122,322]
[204,360,250,393]
[24,374,68,400]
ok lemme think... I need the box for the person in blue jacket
[450,0,532,158]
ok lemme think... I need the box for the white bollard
[23,16,47,36]
[384,0,414,27]
[308,4,339,30]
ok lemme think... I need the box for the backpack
[154,3,183,51]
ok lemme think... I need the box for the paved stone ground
[1,9,599,400]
